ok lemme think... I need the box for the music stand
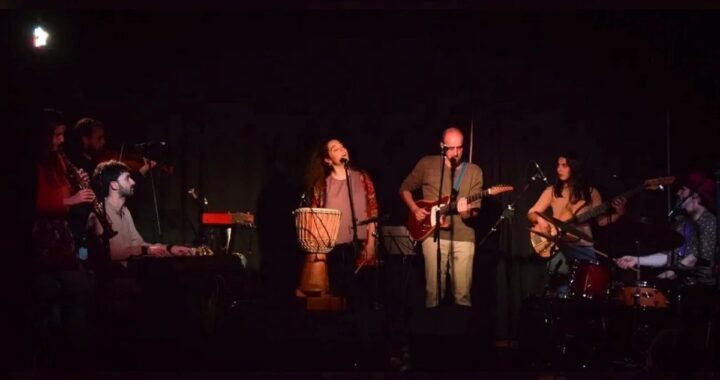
[380,226,416,301]
[381,226,416,257]
[380,226,417,344]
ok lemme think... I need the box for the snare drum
[615,281,669,309]
[568,260,610,299]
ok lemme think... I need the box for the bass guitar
[530,176,675,258]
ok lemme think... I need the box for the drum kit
[521,214,700,369]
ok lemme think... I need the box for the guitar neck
[442,189,492,213]
[573,184,645,224]
[466,190,492,204]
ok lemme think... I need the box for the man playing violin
[69,117,157,177]
[68,117,107,177]
[68,117,158,252]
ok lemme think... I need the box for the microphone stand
[367,219,382,311]
[148,163,163,240]
[667,195,690,269]
[187,189,207,246]
[198,122,207,249]
[343,162,360,249]
[356,214,390,310]
[133,144,163,240]
[477,163,542,341]
[434,148,448,306]
[477,166,542,247]
[343,161,362,300]
[715,167,720,292]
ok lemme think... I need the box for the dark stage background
[4,10,720,345]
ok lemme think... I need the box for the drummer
[616,170,717,287]
[304,138,379,304]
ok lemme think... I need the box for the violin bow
[468,113,474,164]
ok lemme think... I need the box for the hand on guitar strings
[411,205,430,222]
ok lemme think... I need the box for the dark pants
[27,265,95,369]
[327,242,376,311]
[327,243,382,365]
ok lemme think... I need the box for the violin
[94,148,174,175]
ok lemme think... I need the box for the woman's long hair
[303,138,359,195]
[553,152,591,204]
[304,138,333,194]
[37,109,68,187]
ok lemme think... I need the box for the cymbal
[603,217,684,256]
[533,212,595,244]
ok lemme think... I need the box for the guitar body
[530,223,555,259]
[407,195,452,241]
[530,222,583,258]
[406,185,515,242]
[530,199,586,258]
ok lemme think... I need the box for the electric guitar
[407,185,514,241]
[529,176,676,258]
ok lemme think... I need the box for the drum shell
[568,260,610,299]
[293,208,342,253]
[614,281,669,309]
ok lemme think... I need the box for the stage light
[33,26,49,48]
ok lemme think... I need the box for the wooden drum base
[296,290,345,311]
[296,252,345,311]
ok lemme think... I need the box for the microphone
[440,144,449,155]
[532,161,550,186]
[340,157,349,167]
[187,188,208,206]
[299,192,309,207]
[133,141,166,150]
[668,195,690,218]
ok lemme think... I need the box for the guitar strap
[452,162,468,196]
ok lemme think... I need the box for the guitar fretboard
[442,189,494,214]
[466,189,493,204]
[571,185,646,224]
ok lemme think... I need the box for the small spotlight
[33,26,49,48]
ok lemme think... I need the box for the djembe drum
[293,207,341,298]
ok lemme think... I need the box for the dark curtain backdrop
[5,10,720,339]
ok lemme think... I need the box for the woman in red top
[33,109,95,270]
[305,138,379,278]
[29,109,98,368]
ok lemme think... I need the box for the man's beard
[119,185,135,197]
